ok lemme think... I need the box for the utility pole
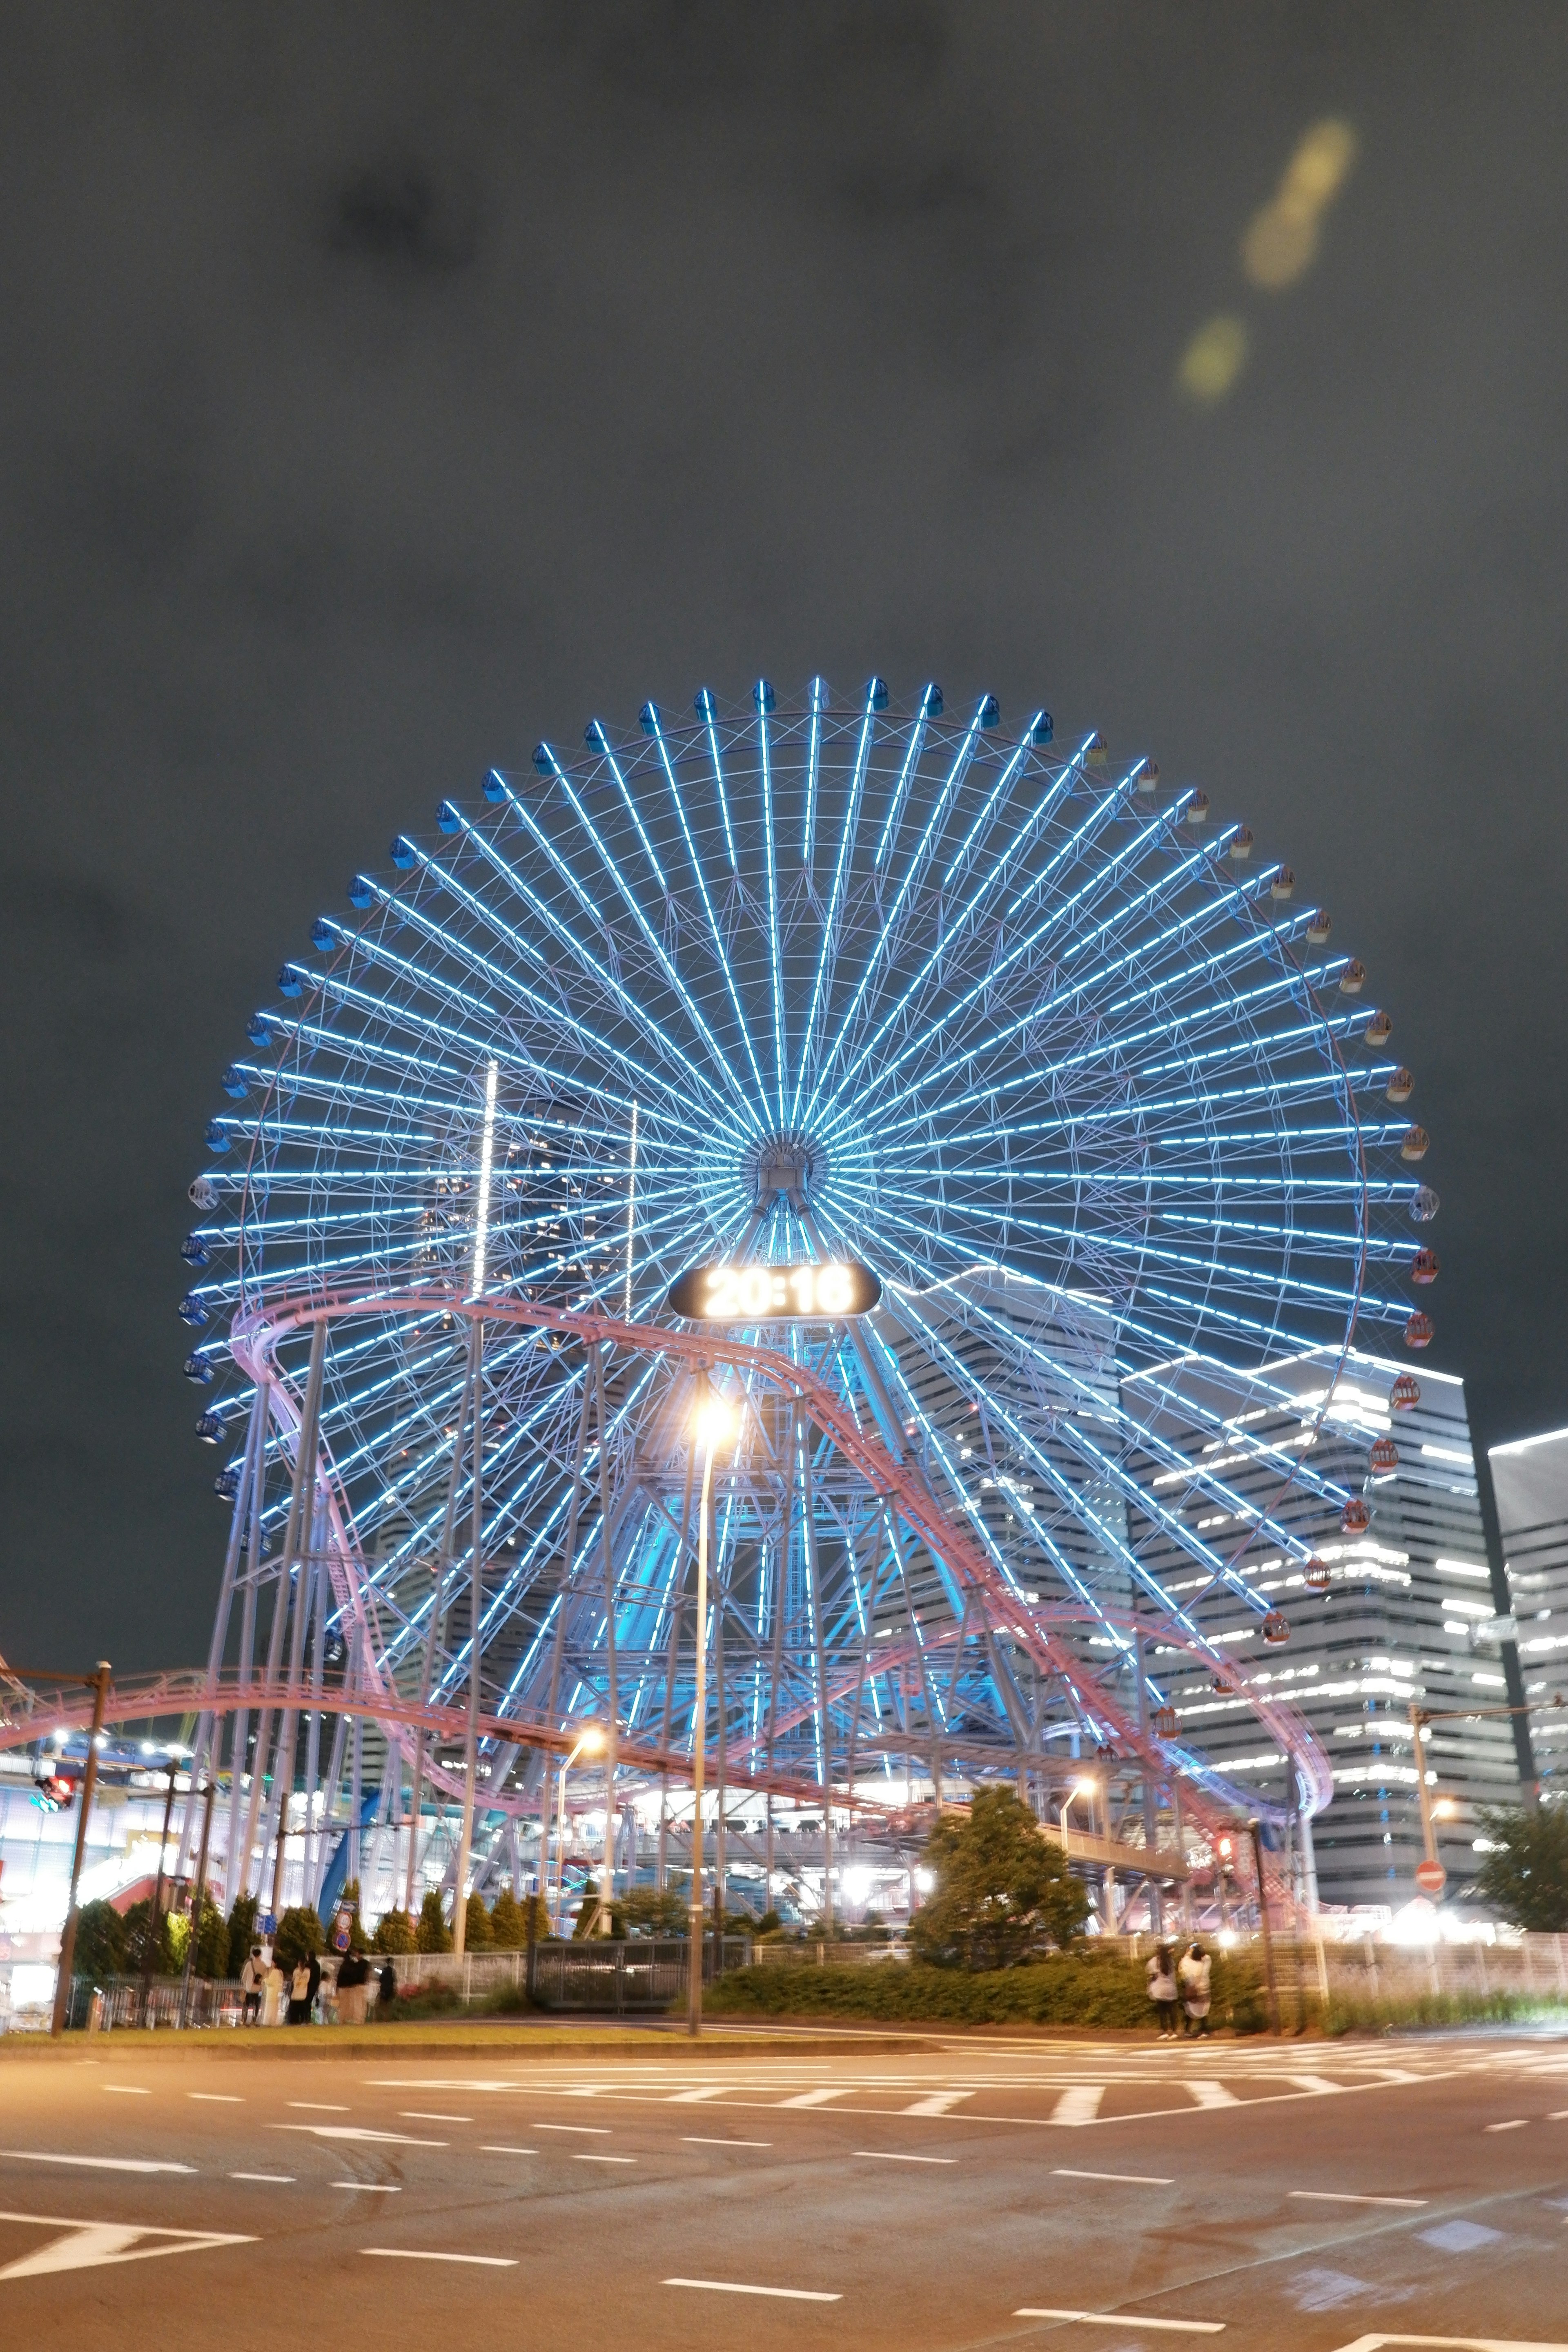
[50,1662,111,2038]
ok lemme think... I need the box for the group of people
[1144,1941,1212,2036]
[238,1942,399,2026]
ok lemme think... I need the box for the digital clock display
[666,1259,882,1322]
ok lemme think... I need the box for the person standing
[1145,1942,1179,2037]
[261,1946,285,2027]
[1178,1940,1212,2036]
[376,1956,398,2016]
[286,1955,314,2024]
[240,1944,264,2025]
[336,1946,370,2026]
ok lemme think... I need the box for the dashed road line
[1288,2190,1426,2208]
[1485,2119,1529,2133]
[480,2146,538,2156]
[230,2173,293,2183]
[682,2137,772,2149]
[854,2151,956,2165]
[1016,2310,1222,2334]
[0,2151,195,2176]
[363,2248,516,2267]
[534,2123,610,2136]
[574,2154,635,2165]
[331,2182,400,2193]
[189,2094,243,2104]
[399,2113,472,2123]
[100,2087,149,2096]
[665,2278,841,2302]
[1054,2168,1173,2186]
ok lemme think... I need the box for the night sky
[3,4,1565,1677]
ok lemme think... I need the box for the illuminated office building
[1123,1347,1521,1913]
[1490,1423,1568,1792]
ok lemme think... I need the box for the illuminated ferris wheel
[180,677,1436,1910]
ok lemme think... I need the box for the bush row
[705,1948,1275,2031]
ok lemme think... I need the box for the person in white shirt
[1178,1941,1212,2036]
[1145,1944,1179,2036]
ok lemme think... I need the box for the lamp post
[552,1725,604,1934]
[688,1385,731,2039]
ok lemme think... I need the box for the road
[2,2029,1566,2348]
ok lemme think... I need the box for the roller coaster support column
[452,1314,486,1957]
[688,1387,726,2036]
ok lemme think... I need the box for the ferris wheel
[180,678,1436,1910]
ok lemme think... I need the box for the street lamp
[688,1384,733,2038]
[1064,1775,1098,1833]
[552,1724,604,1935]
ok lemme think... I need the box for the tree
[72,1898,127,1980]
[121,1897,179,1976]
[190,1894,230,1977]
[462,1889,494,1949]
[910,1788,1089,1970]
[621,1887,688,1938]
[1474,1803,1568,1932]
[373,1907,416,1954]
[225,1893,259,1979]
[273,1905,325,1971]
[488,1889,548,1948]
[415,1890,452,1953]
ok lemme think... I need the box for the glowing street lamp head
[693,1393,734,1448]
[567,1723,605,1764]
[1073,1777,1098,1798]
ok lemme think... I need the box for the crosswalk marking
[777,2087,850,2109]
[1286,2076,1345,2096]
[901,2091,973,2116]
[668,2087,729,2104]
[1186,2082,1240,2109]
[1052,2087,1105,2127]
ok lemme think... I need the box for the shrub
[373,1907,416,1954]
[189,1894,230,1978]
[120,1898,180,1976]
[73,1898,127,1981]
[462,1889,494,1949]
[225,1893,259,1979]
[273,1906,325,1972]
[489,1889,548,1948]
[415,1891,452,1953]
[621,1888,689,1937]
[707,1946,1272,2031]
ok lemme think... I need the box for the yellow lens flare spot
[1176,314,1250,405]
[1242,117,1358,291]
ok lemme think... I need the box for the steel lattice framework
[170,677,1437,1914]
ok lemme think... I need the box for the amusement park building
[1122,1348,1521,1914]
[1490,1423,1568,1792]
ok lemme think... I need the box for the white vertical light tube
[623,1100,638,1316]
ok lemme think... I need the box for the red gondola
[1262,1611,1290,1645]
[1390,1373,1421,1411]
[1369,1435,1399,1474]
[1303,1558,1332,1591]
[1405,1310,1434,1349]
[1411,1249,1439,1285]
[1401,1125,1430,1161]
[1306,909,1332,943]
[1385,1066,1412,1103]
[1341,1497,1371,1535]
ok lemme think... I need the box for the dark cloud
[0,0,1564,1673]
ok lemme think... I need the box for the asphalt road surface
[2,2031,1566,2349]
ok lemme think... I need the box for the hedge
[705,1947,1274,2031]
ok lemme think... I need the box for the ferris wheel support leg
[269,1314,329,1923]
[592,1342,619,1936]
[452,1315,487,1957]
[1134,1632,1163,1940]
[180,1387,265,1886]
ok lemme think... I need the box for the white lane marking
[1551,2110,1568,2121]
[481,2146,539,2156]
[100,2086,149,2096]
[854,2151,956,2165]
[1055,2168,1174,2186]
[902,2091,973,2116]
[287,2103,349,2112]
[189,2094,244,2104]
[669,2086,729,2104]
[777,2087,849,2109]
[1485,2119,1528,2133]
[665,2278,841,2302]
[0,2212,254,2281]
[1016,2311,1221,2334]
[363,2249,517,2267]
[683,2138,773,2149]
[1325,2336,1568,2351]
[0,2151,195,2176]
[1286,2076,1345,2096]
[1186,2082,1240,2110]
[274,2126,444,2147]
[1051,2086,1105,2127]
[533,2123,610,2135]
[573,2154,635,2165]
[331,2182,400,2192]
[399,2113,471,2123]
[1289,2191,1428,2209]
[230,2173,294,2183]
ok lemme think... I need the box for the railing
[750,1939,910,1969]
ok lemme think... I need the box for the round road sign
[1415,1858,1446,1897]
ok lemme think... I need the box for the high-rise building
[1490,1424,1568,1792]
[1123,1345,1522,1913]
